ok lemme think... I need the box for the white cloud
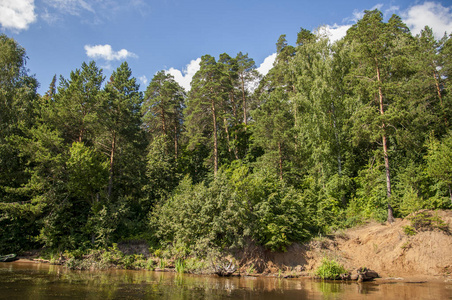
[323,2,452,43]
[166,58,201,91]
[84,44,137,61]
[402,2,452,39]
[256,53,276,76]
[318,24,351,43]
[0,0,36,31]
[139,75,148,86]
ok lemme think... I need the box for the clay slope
[278,210,452,279]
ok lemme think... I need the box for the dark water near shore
[1,261,451,299]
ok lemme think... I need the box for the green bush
[151,164,313,254]
[408,211,449,233]
[402,225,417,236]
[315,258,347,280]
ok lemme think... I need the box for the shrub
[151,165,313,255]
[402,225,417,236]
[408,211,449,233]
[315,258,347,280]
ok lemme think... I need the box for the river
[1,261,451,299]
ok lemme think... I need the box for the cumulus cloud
[166,58,201,91]
[84,44,137,61]
[0,0,36,31]
[402,2,452,39]
[256,53,277,76]
[322,2,452,43]
[317,24,351,43]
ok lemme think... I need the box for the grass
[175,259,186,273]
[159,258,167,269]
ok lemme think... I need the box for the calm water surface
[1,261,451,299]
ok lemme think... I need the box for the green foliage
[407,211,449,233]
[146,258,156,270]
[426,132,452,204]
[1,12,452,260]
[402,225,417,236]
[315,258,347,280]
[67,142,109,200]
[347,163,388,223]
[151,163,312,254]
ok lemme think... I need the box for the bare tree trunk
[376,60,394,223]
[161,106,167,135]
[78,128,84,142]
[108,131,116,199]
[449,183,452,205]
[433,69,443,107]
[223,117,239,160]
[278,142,283,181]
[211,98,218,176]
[331,101,342,176]
[241,75,247,129]
[174,122,178,161]
[433,69,448,126]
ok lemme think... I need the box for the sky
[1,0,452,95]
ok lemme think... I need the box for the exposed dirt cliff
[239,210,452,281]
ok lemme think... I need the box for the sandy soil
[243,210,452,282]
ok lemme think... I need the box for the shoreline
[7,210,452,284]
[9,258,452,284]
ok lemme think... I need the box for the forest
[1,10,452,257]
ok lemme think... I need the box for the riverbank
[16,210,452,282]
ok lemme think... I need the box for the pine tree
[100,62,144,199]
[185,55,223,176]
[142,71,185,159]
[346,10,413,223]
[52,61,104,144]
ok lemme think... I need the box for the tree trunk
[241,75,247,129]
[108,131,116,199]
[223,117,239,160]
[376,60,394,223]
[331,101,342,176]
[174,122,178,161]
[433,69,443,107]
[449,183,452,205]
[211,98,218,176]
[78,128,84,142]
[161,106,167,135]
[278,141,283,180]
[433,69,448,126]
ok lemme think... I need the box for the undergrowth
[404,211,449,235]
[315,258,347,280]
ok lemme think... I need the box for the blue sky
[1,0,452,94]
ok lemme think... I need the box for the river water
[1,261,451,299]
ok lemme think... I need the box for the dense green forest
[1,10,452,256]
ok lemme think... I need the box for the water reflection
[1,262,451,299]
